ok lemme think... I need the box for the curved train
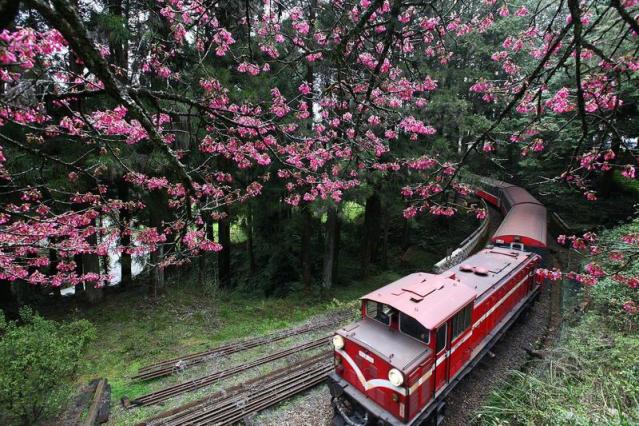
[328,179,548,425]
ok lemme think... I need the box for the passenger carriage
[476,179,547,258]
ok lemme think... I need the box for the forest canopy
[0,0,637,302]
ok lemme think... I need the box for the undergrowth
[475,312,639,425]
[475,219,639,425]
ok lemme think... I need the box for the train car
[491,203,547,254]
[474,177,511,209]
[328,180,547,425]
[328,248,542,425]
[476,179,547,254]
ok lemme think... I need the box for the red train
[476,178,547,256]
[328,180,547,425]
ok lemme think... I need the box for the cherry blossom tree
[0,0,637,298]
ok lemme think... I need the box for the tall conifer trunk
[148,192,165,296]
[361,192,382,276]
[322,206,338,289]
[83,222,103,303]
[118,179,132,288]
[74,253,85,298]
[300,0,317,291]
[218,208,231,288]
[332,214,341,284]
[246,207,256,275]
[108,0,128,81]
[300,206,313,290]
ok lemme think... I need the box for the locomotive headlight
[388,368,404,387]
[332,335,345,350]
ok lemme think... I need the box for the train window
[365,301,391,325]
[451,305,472,341]
[436,324,447,353]
[399,313,429,344]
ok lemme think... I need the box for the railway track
[133,316,343,381]
[140,351,333,426]
[125,336,329,407]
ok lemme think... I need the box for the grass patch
[476,218,639,425]
[42,270,400,417]
[475,312,639,425]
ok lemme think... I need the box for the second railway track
[126,336,330,407]
[133,316,343,381]
[140,351,333,426]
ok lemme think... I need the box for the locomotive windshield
[365,300,394,325]
[399,312,430,344]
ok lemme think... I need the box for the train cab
[328,273,477,425]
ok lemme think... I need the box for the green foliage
[476,220,639,426]
[590,219,639,330]
[0,308,96,425]
[475,313,639,425]
[96,14,129,43]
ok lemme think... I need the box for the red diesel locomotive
[328,180,547,425]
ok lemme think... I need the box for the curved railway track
[127,196,503,424]
[133,316,342,381]
[140,352,332,426]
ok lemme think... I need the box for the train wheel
[332,396,370,426]
[332,406,346,426]
[423,401,446,426]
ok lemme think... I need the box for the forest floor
[48,271,399,425]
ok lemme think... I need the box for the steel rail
[148,356,333,426]
[160,360,331,424]
[138,351,331,426]
[186,366,332,426]
[159,364,330,425]
[133,317,341,381]
[128,337,329,407]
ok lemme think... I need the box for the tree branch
[25,0,195,205]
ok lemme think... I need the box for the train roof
[361,273,476,330]
[478,176,514,189]
[444,247,536,301]
[492,203,548,248]
[501,186,542,207]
